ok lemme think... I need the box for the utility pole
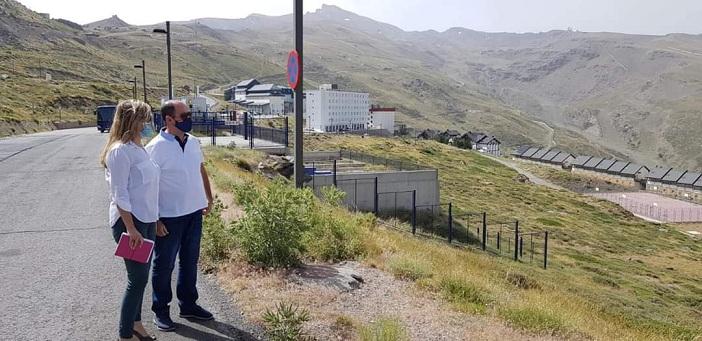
[293,0,304,188]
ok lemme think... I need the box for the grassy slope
[302,135,702,340]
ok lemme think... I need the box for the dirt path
[477,153,565,190]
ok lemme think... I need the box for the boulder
[258,155,294,178]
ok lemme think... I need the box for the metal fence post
[497,231,501,250]
[333,160,337,187]
[249,117,254,149]
[514,220,519,261]
[448,202,453,243]
[519,236,523,258]
[411,190,417,235]
[284,116,289,147]
[373,177,378,213]
[481,212,487,251]
[211,117,216,146]
[243,112,248,140]
[543,231,549,269]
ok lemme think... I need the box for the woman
[99,100,159,341]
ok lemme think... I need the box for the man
[146,100,214,332]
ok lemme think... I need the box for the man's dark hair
[161,102,177,121]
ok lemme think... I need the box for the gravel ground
[216,261,559,341]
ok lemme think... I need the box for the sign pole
[293,0,304,188]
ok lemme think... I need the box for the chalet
[646,166,672,191]
[462,132,501,155]
[549,151,576,167]
[511,146,531,157]
[417,129,438,140]
[438,129,461,144]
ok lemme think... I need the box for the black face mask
[174,117,192,133]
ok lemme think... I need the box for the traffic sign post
[292,0,304,189]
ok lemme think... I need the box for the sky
[17,0,702,35]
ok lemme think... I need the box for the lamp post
[153,21,173,100]
[134,60,147,103]
[127,78,137,99]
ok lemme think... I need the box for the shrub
[438,276,491,313]
[262,302,311,341]
[302,186,370,262]
[499,306,567,334]
[201,200,235,268]
[359,318,408,341]
[232,179,315,267]
[386,255,433,281]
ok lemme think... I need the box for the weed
[438,276,491,313]
[386,255,433,281]
[201,199,235,268]
[262,302,312,341]
[359,318,408,341]
[499,307,567,335]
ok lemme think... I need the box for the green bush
[201,200,235,267]
[232,179,315,267]
[438,276,491,313]
[262,302,311,341]
[303,186,369,262]
[359,318,408,341]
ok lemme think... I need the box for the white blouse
[105,142,160,227]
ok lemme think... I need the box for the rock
[514,174,531,184]
[290,262,365,292]
[258,155,294,178]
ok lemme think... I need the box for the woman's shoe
[133,330,157,341]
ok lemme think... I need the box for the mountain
[2,0,702,168]
[84,15,129,30]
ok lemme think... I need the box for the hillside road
[0,128,260,341]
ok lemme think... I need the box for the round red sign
[287,50,300,90]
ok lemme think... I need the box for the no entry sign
[287,50,301,90]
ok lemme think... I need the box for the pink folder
[114,233,155,264]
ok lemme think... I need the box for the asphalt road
[0,128,261,341]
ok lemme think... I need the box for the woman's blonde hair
[99,100,152,168]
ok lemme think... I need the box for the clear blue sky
[18,0,702,35]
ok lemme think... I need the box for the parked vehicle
[95,105,116,133]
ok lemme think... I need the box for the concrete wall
[308,169,440,213]
[647,181,702,202]
[303,151,342,162]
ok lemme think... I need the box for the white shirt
[105,142,160,227]
[145,130,208,218]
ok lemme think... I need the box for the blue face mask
[141,122,155,140]
[175,117,193,133]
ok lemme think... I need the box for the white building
[305,84,370,132]
[368,106,396,133]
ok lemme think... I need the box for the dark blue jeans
[151,210,203,315]
[112,217,156,339]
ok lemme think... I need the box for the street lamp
[134,60,147,103]
[153,21,173,100]
[127,78,137,99]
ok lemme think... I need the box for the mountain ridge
[2,0,702,168]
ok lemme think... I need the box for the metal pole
[333,160,337,187]
[166,21,173,100]
[411,190,417,234]
[448,202,453,243]
[141,60,147,103]
[211,117,216,146]
[133,77,137,99]
[293,0,304,188]
[544,231,549,269]
[514,220,519,261]
[373,177,378,214]
[284,116,289,147]
[481,212,487,251]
